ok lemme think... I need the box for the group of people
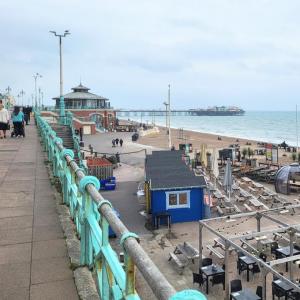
[0,100,32,139]
[112,138,124,147]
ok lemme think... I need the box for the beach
[138,125,294,165]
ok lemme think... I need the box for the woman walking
[0,100,10,139]
[12,106,25,138]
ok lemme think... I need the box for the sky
[1,0,300,110]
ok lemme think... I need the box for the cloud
[1,0,300,110]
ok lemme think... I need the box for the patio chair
[230,280,242,300]
[211,273,225,290]
[272,283,285,299]
[259,252,267,262]
[192,272,204,287]
[202,258,213,267]
[289,292,300,300]
[271,242,279,258]
[256,286,262,298]
[237,259,247,275]
[251,263,260,275]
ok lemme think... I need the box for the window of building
[166,190,190,209]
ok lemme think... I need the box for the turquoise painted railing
[35,111,206,300]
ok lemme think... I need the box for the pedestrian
[119,138,123,147]
[0,100,10,139]
[23,106,30,125]
[115,138,119,146]
[112,139,115,147]
[11,106,25,138]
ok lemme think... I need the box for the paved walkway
[0,124,78,299]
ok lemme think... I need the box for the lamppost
[20,90,25,107]
[50,30,70,125]
[33,73,42,110]
[163,84,172,149]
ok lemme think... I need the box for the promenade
[0,124,78,299]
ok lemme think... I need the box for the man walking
[120,138,123,147]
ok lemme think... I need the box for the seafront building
[53,83,116,132]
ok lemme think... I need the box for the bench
[216,206,224,216]
[207,245,224,259]
[248,186,257,194]
[235,195,246,203]
[273,232,290,242]
[234,204,242,213]
[213,238,235,254]
[168,252,187,274]
[174,242,199,263]
[244,203,253,212]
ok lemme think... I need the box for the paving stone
[34,213,60,227]
[33,224,64,241]
[1,287,30,300]
[0,243,31,265]
[31,257,73,284]
[0,180,35,193]
[0,262,30,290]
[0,227,32,246]
[0,205,33,219]
[0,215,33,230]
[32,239,67,260]
[30,279,78,300]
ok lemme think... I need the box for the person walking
[12,106,25,137]
[0,100,10,139]
[112,139,115,147]
[115,138,119,146]
[119,138,123,147]
[23,106,30,125]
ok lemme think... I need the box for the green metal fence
[35,111,206,300]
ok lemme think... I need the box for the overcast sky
[1,0,300,110]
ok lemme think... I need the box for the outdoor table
[240,190,252,199]
[248,197,264,208]
[275,246,300,272]
[239,255,257,281]
[231,288,261,300]
[272,279,294,300]
[213,191,224,199]
[174,242,199,264]
[200,264,224,295]
[242,177,252,183]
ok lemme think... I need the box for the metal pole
[296,105,299,154]
[34,76,37,108]
[289,229,295,280]
[168,84,171,149]
[59,36,63,98]
[199,223,203,268]
[224,240,229,300]
[262,268,268,300]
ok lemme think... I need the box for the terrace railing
[35,111,205,300]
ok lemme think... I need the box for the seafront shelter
[145,150,206,227]
[53,83,116,131]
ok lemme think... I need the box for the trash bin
[132,133,139,141]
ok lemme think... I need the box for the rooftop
[145,150,206,190]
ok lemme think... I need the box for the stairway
[51,124,79,161]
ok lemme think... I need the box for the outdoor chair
[271,242,279,259]
[192,272,204,287]
[237,259,247,275]
[256,286,263,298]
[202,258,213,267]
[289,292,300,300]
[230,280,242,300]
[259,252,267,262]
[251,263,261,275]
[211,273,225,290]
[272,283,285,300]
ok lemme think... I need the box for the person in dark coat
[115,138,119,146]
[120,139,123,147]
[112,139,115,147]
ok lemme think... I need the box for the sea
[122,111,299,147]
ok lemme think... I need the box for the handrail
[35,111,205,300]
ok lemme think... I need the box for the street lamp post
[50,30,70,125]
[167,84,171,149]
[33,73,42,110]
[20,90,25,107]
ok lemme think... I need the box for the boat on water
[188,106,245,116]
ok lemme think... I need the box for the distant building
[53,83,116,133]
[145,150,206,227]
